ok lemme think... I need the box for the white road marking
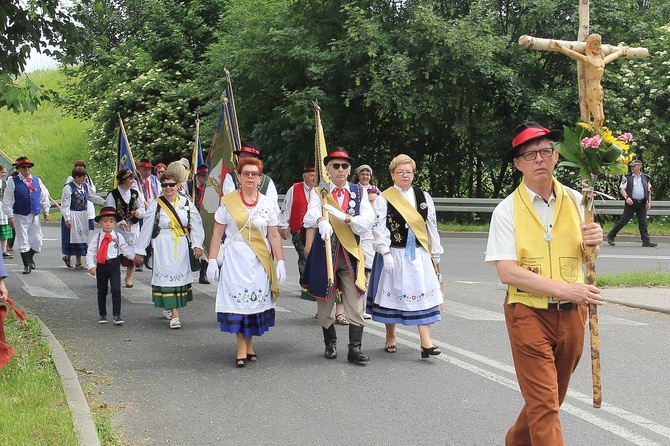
[14,270,78,299]
[363,323,670,445]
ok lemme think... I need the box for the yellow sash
[156,197,187,259]
[325,192,367,292]
[381,187,430,253]
[222,193,279,302]
[509,178,584,309]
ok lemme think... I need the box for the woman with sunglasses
[366,154,444,358]
[206,156,286,367]
[135,172,204,329]
[106,168,146,288]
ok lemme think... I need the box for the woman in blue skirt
[367,154,444,358]
[206,156,286,368]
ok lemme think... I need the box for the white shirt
[278,182,311,230]
[86,230,134,268]
[303,182,375,237]
[2,173,51,218]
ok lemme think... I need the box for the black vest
[111,188,140,223]
[387,185,427,248]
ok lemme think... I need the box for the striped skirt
[366,254,441,325]
[217,309,275,337]
[152,284,193,309]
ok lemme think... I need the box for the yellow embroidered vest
[508,179,584,309]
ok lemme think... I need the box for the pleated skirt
[217,308,275,337]
[152,284,193,309]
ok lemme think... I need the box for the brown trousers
[504,300,587,446]
[317,254,365,329]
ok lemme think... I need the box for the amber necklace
[239,188,259,207]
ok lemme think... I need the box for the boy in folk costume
[87,207,135,325]
[302,149,375,364]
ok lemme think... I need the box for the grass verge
[597,271,670,288]
[0,314,78,445]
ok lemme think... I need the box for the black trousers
[609,199,651,243]
[97,258,122,317]
[291,228,307,283]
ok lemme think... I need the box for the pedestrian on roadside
[206,156,286,367]
[86,207,135,325]
[61,166,105,270]
[485,121,604,445]
[2,157,50,275]
[134,172,205,330]
[366,154,444,357]
[607,159,657,247]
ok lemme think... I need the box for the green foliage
[62,0,224,177]
[0,0,79,113]
[55,0,670,199]
[597,271,670,287]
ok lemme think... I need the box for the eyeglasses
[161,182,177,188]
[240,171,261,178]
[394,170,414,177]
[517,148,554,161]
[330,163,350,170]
[156,170,165,175]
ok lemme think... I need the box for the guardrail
[432,197,670,216]
[51,194,670,216]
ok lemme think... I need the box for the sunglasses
[161,182,177,188]
[156,170,165,174]
[330,163,350,170]
[240,171,261,178]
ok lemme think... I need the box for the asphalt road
[7,227,670,445]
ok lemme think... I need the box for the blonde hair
[388,154,416,174]
[166,161,187,183]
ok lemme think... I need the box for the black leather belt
[547,302,578,311]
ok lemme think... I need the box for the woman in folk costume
[367,154,444,358]
[0,165,12,259]
[106,167,146,288]
[61,166,105,269]
[206,156,286,368]
[135,172,204,329]
[65,160,98,230]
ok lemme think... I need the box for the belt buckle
[556,301,572,311]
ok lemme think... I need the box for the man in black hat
[485,122,604,445]
[607,159,657,247]
[222,142,278,204]
[302,148,374,364]
[279,163,317,287]
[2,157,50,274]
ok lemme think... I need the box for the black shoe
[135,265,143,272]
[607,235,615,246]
[347,346,369,364]
[98,316,108,324]
[420,346,442,359]
[642,242,658,247]
[113,315,124,325]
[199,275,211,284]
[22,264,31,274]
[3,252,13,259]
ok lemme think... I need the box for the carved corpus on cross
[518,1,648,129]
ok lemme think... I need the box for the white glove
[206,259,219,283]
[323,204,347,222]
[383,253,395,274]
[276,259,286,285]
[317,219,333,240]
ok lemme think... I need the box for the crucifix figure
[518,1,648,128]
[549,35,627,128]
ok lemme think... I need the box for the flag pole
[313,101,334,290]
[192,117,200,202]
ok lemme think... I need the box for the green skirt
[0,224,12,241]
[152,285,193,309]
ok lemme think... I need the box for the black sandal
[236,358,247,368]
[62,256,73,268]
[420,346,442,358]
[246,353,258,362]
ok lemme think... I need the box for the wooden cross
[518,0,648,128]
